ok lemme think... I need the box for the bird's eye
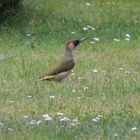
[73,41,76,45]
[73,40,79,46]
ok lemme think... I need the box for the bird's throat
[66,49,76,61]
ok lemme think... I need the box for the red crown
[66,40,73,47]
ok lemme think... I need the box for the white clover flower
[131,127,137,131]
[125,38,130,41]
[7,128,13,132]
[90,41,94,44]
[125,70,131,74]
[71,70,74,72]
[71,32,76,34]
[42,114,52,121]
[0,122,4,127]
[57,112,64,116]
[87,25,95,30]
[78,97,81,100]
[58,116,63,119]
[72,89,76,93]
[26,33,31,37]
[27,95,32,98]
[71,72,75,76]
[94,114,103,121]
[83,27,89,31]
[37,120,42,125]
[95,116,101,120]
[93,69,98,73]
[114,133,118,136]
[72,119,80,125]
[29,120,36,125]
[113,39,120,42]
[83,86,89,90]
[72,119,78,123]
[49,96,55,99]
[70,123,77,126]
[9,101,15,103]
[60,117,70,122]
[86,2,91,6]
[93,37,99,41]
[23,115,28,119]
[78,77,83,80]
[125,33,131,38]
[119,68,123,70]
[92,119,98,122]
[97,114,103,118]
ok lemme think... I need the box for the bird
[39,37,87,82]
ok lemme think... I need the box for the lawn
[0,0,140,139]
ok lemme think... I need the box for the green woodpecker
[39,37,87,82]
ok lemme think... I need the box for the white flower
[71,72,75,76]
[125,33,130,38]
[83,86,89,90]
[9,101,15,103]
[78,77,83,80]
[58,116,63,119]
[7,128,13,132]
[119,68,123,70]
[23,115,28,118]
[71,119,80,125]
[113,39,120,42]
[125,70,131,74]
[93,114,103,121]
[0,122,4,127]
[131,127,137,131]
[95,116,101,120]
[71,32,76,34]
[26,33,31,37]
[70,123,77,126]
[78,97,81,100]
[60,117,70,122]
[86,2,91,6]
[42,114,52,121]
[92,119,98,122]
[72,119,78,123]
[49,96,55,99]
[114,133,118,136]
[57,112,64,116]
[93,69,98,73]
[27,95,32,98]
[97,114,103,118]
[125,38,130,41]
[93,37,99,41]
[72,89,76,93]
[37,120,42,125]
[87,25,95,30]
[90,41,94,44]
[29,120,36,125]
[83,27,89,31]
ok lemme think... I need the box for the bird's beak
[74,37,87,48]
[80,37,88,43]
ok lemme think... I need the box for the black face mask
[73,40,80,47]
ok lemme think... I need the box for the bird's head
[66,37,87,50]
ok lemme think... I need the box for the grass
[0,0,140,139]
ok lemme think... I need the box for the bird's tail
[39,75,54,81]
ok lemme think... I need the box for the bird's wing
[39,58,75,79]
[46,58,75,75]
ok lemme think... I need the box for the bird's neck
[65,48,76,60]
